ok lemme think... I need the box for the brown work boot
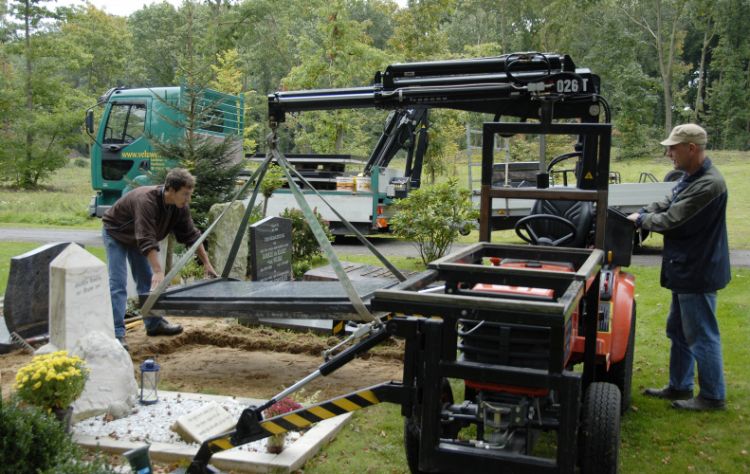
[643,386,693,400]
[672,396,726,411]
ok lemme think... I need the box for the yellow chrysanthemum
[32,381,42,390]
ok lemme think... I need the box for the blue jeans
[666,292,726,400]
[102,229,165,338]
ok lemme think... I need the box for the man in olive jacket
[628,124,730,411]
[102,168,217,350]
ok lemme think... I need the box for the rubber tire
[579,382,621,474]
[664,170,686,182]
[597,303,636,413]
[404,380,455,474]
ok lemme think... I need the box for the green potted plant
[14,350,89,431]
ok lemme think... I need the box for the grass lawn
[0,160,100,229]
[301,265,750,474]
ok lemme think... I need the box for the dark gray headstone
[249,216,292,282]
[3,242,79,338]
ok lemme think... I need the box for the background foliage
[1,0,748,189]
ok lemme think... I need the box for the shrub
[261,163,286,217]
[279,207,333,279]
[0,400,117,474]
[15,351,88,411]
[390,178,478,264]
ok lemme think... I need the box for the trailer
[251,108,429,235]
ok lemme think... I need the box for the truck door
[100,100,149,182]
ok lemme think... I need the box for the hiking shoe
[146,319,183,337]
[116,337,129,351]
[643,386,693,400]
[672,396,726,411]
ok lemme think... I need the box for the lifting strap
[139,153,274,319]
[279,156,406,282]
[272,146,377,322]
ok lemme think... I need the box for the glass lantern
[139,358,160,405]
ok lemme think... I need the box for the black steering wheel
[514,214,578,246]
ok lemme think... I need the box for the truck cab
[86,86,243,216]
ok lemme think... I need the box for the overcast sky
[56,0,407,17]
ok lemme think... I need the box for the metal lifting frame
[180,53,615,473]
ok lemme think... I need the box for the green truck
[85,86,243,217]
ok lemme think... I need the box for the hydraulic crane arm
[268,52,602,125]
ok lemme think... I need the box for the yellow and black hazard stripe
[195,382,405,471]
[206,387,384,453]
[332,320,345,336]
[261,388,381,435]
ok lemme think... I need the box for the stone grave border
[73,391,351,473]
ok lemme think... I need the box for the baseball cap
[660,124,708,146]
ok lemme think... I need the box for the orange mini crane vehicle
[161,53,637,474]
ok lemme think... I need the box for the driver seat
[528,200,593,248]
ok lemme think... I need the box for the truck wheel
[404,380,455,474]
[579,382,621,474]
[597,304,636,413]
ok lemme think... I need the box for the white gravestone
[71,331,138,422]
[48,244,114,351]
[172,401,237,443]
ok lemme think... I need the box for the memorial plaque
[172,401,236,443]
[249,216,292,282]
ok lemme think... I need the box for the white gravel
[72,392,300,452]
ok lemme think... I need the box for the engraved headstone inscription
[249,216,292,282]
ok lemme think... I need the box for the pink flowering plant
[263,397,302,418]
[14,351,89,411]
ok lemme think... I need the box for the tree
[704,0,750,149]
[620,0,689,134]
[1,0,87,187]
[57,5,133,94]
[211,48,258,153]
[149,1,244,228]
[685,0,718,123]
[281,0,389,154]
[126,2,181,86]
[388,0,456,61]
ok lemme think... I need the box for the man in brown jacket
[102,168,217,350]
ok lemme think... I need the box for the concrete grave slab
[73,391,351,474]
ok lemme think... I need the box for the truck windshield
[103,103,146,144]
